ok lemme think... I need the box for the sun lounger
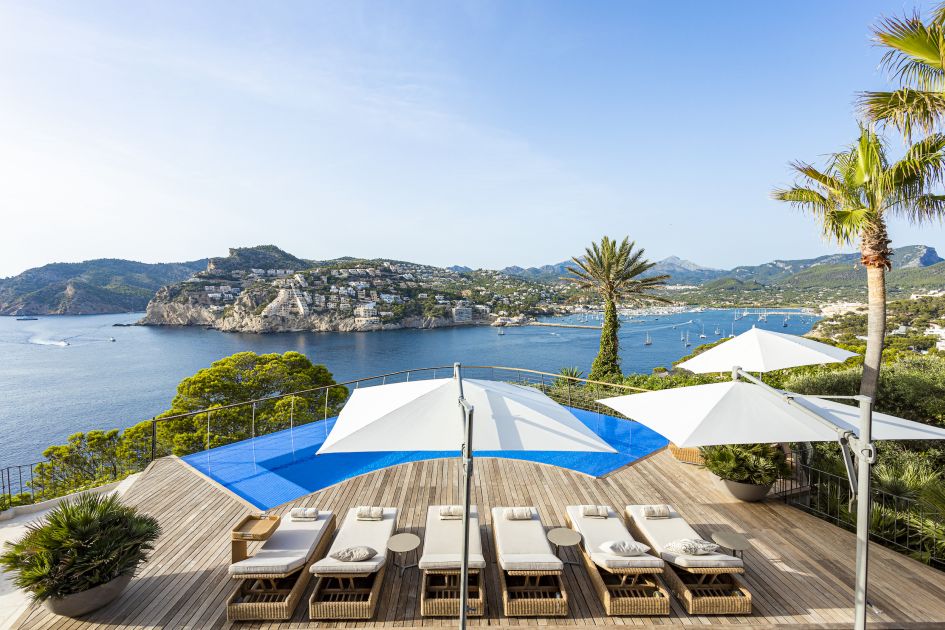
[626,504,751,615]
[491,506,568,617]
[565,505,669,616]
[308,507,397,620]
[418,505,487,617]
[227,510,335,621]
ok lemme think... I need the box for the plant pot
[719,479,773,502]
[44,573,133,618]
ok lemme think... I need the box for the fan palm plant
[860,5,945,137]
[772,126,945,398]
[565,237,669,381]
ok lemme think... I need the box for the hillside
[0,259,207,315]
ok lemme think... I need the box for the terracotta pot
[719,479,773,502]
[44,573,133,618]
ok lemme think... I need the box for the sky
[1,0,943,277]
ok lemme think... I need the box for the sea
[0,308,818,467]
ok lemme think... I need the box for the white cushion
[599,539,649,557]
[356,506,384,521]
[504,507,533,520]
[642,504,670,519]
[581,505,609,518]
[565,505,663,571]
[311,507,396,575]
[419,506,486,570]
[491,507,562,572]
[626,505,743,570]
[439,505,463,520]
[290,507,319,521]
[663,538,718,556]
[229,511,333,576]
[330,545,377,562]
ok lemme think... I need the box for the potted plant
[699,443,790,502]
[0,493,161,617]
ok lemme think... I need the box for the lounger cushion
[626,505,744,570]
[419,506,486,570]
[356,506,384,521]
[439,505,463,520]
[642,504,670,519]
[290,507,319,521]
[504,507,534,520]
[581,505,609,518]
[599,539,649,556]
[663,538,718,556]
[229,511,334,576]
[330,545,377,562]
[565,505,663,570]
[491,507,562,572]
[311,507,396,575]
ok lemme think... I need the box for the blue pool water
[182,407,669,509]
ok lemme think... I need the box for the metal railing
[2,365,645,511]
[775,447,945,570]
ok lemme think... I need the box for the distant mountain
[207,245,309,273]
[499,256,724,285]
[499,261,573,283]
[0,258,207,315]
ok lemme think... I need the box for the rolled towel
[504,507,533,521]
[356,506,384,521]
[642,504,671,519]
[290,507,319,521]
[581,505,610,518]
[439,505,463,520]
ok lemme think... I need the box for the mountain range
[2,245,942,315]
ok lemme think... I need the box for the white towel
[290,507,319,521]
[504,507,533,521]
[581,505,609,518]
[642,504,670,519]
[439,505,463,520]
[356,506,384,521]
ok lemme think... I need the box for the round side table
[387,532,421,574]
[546,527,582,566]
[711,531,750,559]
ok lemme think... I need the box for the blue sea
[0,308,817,466]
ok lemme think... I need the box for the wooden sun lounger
[308,507,397,620]
[419,506,486,617]
[491,506,568,617]
[565,506,669,616]
[626,505,751,615]
[226,511,336,621]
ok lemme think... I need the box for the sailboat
[714,326,721,335]
[497,327,505,336]
[699,323,707,339]
[644,332,652,346]
[680,331,685,341]
[685,331,691,347]
[783,315,789,328]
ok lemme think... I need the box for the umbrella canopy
[598,381,945,447]
[677,326,856,374]
[319,377,617,454]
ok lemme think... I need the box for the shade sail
[319,378,617,454]
[677,326,857,373]
[598,381,945,447]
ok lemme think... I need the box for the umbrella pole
[854,397,874,630]
[456,363,473,630]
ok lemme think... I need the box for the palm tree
[859,6,945,137]
[772,126,945,398]
[565,237,669,381]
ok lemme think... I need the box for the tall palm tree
[859,5,945,137]
[565,237,669,381]
[772,126,945,398]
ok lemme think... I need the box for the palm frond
[858,88,945,136]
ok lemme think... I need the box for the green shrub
[0,493,160,602]
[700,443,790,485]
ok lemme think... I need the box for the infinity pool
[182,407,669,509]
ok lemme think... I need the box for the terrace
[4,367,945,628]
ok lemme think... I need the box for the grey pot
[720,479,773,502]
[44,573,133,618]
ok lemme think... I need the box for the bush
[0,493,160,602]
[700,443,790,485]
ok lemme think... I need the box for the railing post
[150,417,157,462]
[566,379,572,407]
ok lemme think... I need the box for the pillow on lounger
[439,505,463,519]
[504,507,533,520]
[289,507,319,521]
[581,505,609,518]
[330,546,377,562]
[642,504,670,519]
[356,506,384,521]
[599,539,649,556]
[664,538,719,556]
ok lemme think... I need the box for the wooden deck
[13,450,945,629]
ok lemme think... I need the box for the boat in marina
[644,332,652,346]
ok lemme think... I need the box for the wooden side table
[547,527,582,566]
[231,513,280,563]
[388,532,421,574]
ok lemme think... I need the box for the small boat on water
[685,331,691,347]
[109,337,117,342]
[497,327,505,336]
[644,332,652,346]
[714,326,721,335]
[699,324,707,339]
[16,317,38,321]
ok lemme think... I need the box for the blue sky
[1,0,941,277]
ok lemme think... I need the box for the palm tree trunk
[590,298,621,381]
[859,224,891,399]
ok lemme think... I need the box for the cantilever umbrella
[318,364,616,629]
[600,328,945,630]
